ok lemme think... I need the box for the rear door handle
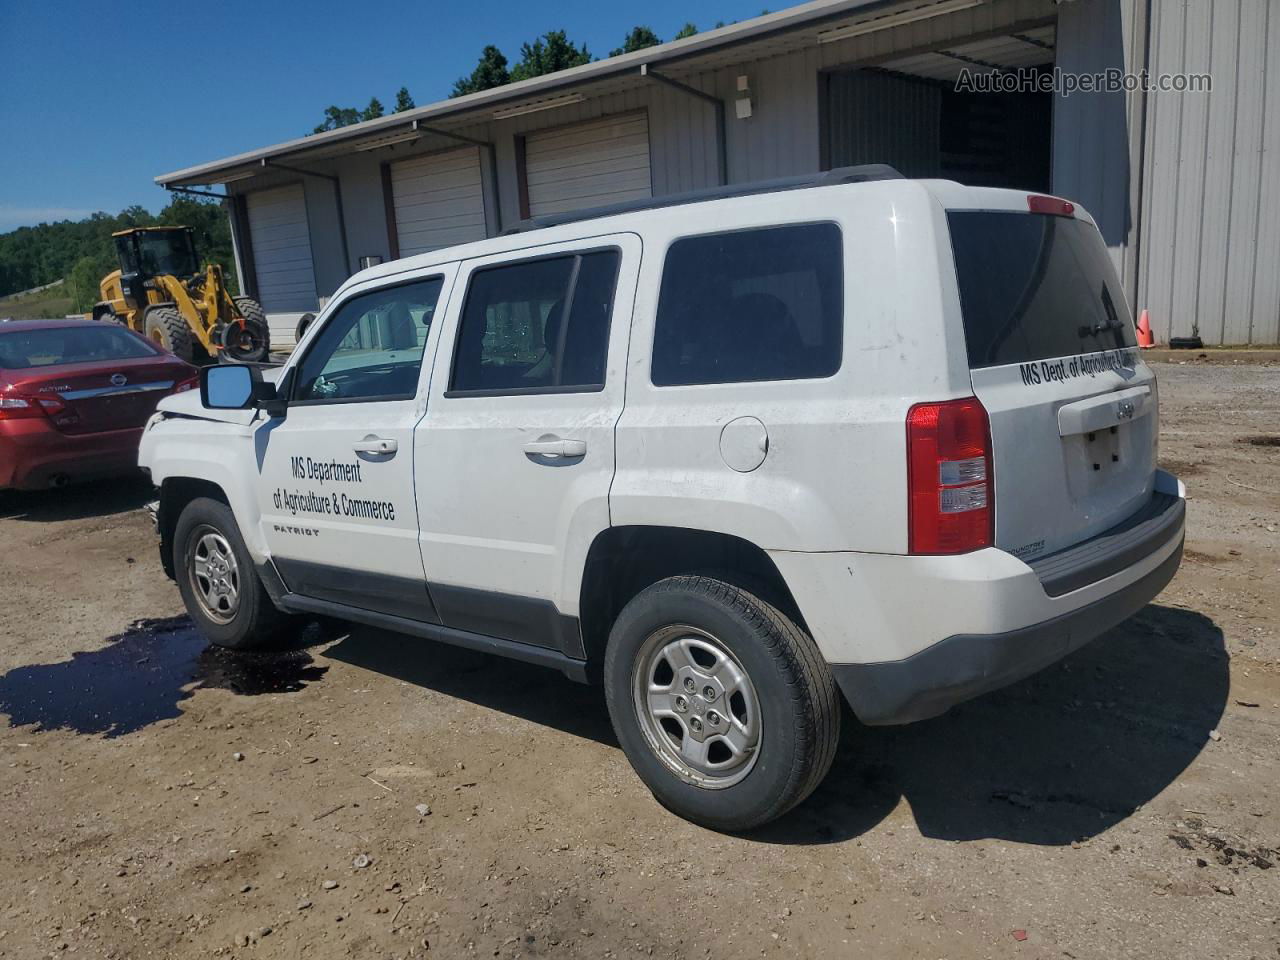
[523,437,587,458]
[353,436,398,455]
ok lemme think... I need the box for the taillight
[173,376,199,394]
[906,397,994,554]
[0,393,65,420]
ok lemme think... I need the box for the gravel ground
[0,361,1276,960]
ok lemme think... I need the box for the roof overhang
[156,0,982,187]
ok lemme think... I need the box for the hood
[154,364,285,425]
[156,386,260,426]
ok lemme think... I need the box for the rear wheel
[603,575,841,831]
[144,306,195,363]
[174,497,296,650]
[226,297,271,363]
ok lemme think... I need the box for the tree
[509,30,591,83]
[394,86,415,112]
[610,25,661,57]
[313,105,361,133]
[362,97,385,121]
[674,22,698,39]
[451,45,511,97]
[68,256,106,312]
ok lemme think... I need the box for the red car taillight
[906,397,994,554]
[0,393,66,421]
[173,376,199,394]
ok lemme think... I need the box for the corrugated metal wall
[1053,0,1147,298]
[1137,0,1280,345]
[825,70,942,176]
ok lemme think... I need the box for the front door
[255,268,455,620]
[414,234,640,652]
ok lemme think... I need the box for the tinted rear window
[0,326,159,369]
[652,223,843,386]
[948,212,1136,369]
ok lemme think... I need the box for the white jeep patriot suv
[139,167,1185,831]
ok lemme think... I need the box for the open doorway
[822,24,1055,192]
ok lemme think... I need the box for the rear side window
[948,211,1137,369]
[449,250,620,395]
[0,325,158,369]
[652,223,843,386]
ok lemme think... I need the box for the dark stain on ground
[0,616,329,739]
[1236,435,1280,447]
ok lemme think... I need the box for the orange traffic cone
[1137,309,1155,348]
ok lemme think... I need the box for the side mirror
[200,364,283,416]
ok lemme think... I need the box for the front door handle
[353,436,398,455]
[523,437,587,458]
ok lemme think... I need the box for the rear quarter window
[651,222,843,386]
[948,211,1136,369]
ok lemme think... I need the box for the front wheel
[144,306,195,363]
[173,497,296,649]
[603,575,841,831]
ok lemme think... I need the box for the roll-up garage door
[244,183,318,315]
[524,113,652,217]
[390,147,488,258]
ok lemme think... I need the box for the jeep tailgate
[947,208,1157,563]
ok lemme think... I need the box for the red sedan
[0,318,198,491]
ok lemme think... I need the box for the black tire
[173,497,296,650]
[603,575,841,832]
[144,306,194,363]
[228,297,271,363]
[295,312,316,343]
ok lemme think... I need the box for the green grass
[0,282,79,321]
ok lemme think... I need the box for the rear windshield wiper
[1078,319,1125,338]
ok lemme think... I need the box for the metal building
[156,0,1279,347]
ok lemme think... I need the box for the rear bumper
[0,420,144,490]
[832,535,1182,724]
[771,471,1186,725]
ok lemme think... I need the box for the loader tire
[228,297,271,363]
[145,306,195,363]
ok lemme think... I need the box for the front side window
[293,276,444,403]
[449,250,620,394]
[652,223,844,386]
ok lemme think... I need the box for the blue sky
[0,0,769,233]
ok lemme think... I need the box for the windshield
[948,212,1136,369]
[0,326,160,369]
[135,231,199,278]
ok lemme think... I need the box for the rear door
[946,203,1155,562]
[413,234,639,650]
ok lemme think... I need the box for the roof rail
[502,164,904,235]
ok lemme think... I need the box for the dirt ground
[1,362,1277,960]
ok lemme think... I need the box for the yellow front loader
[91,226,269,364]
